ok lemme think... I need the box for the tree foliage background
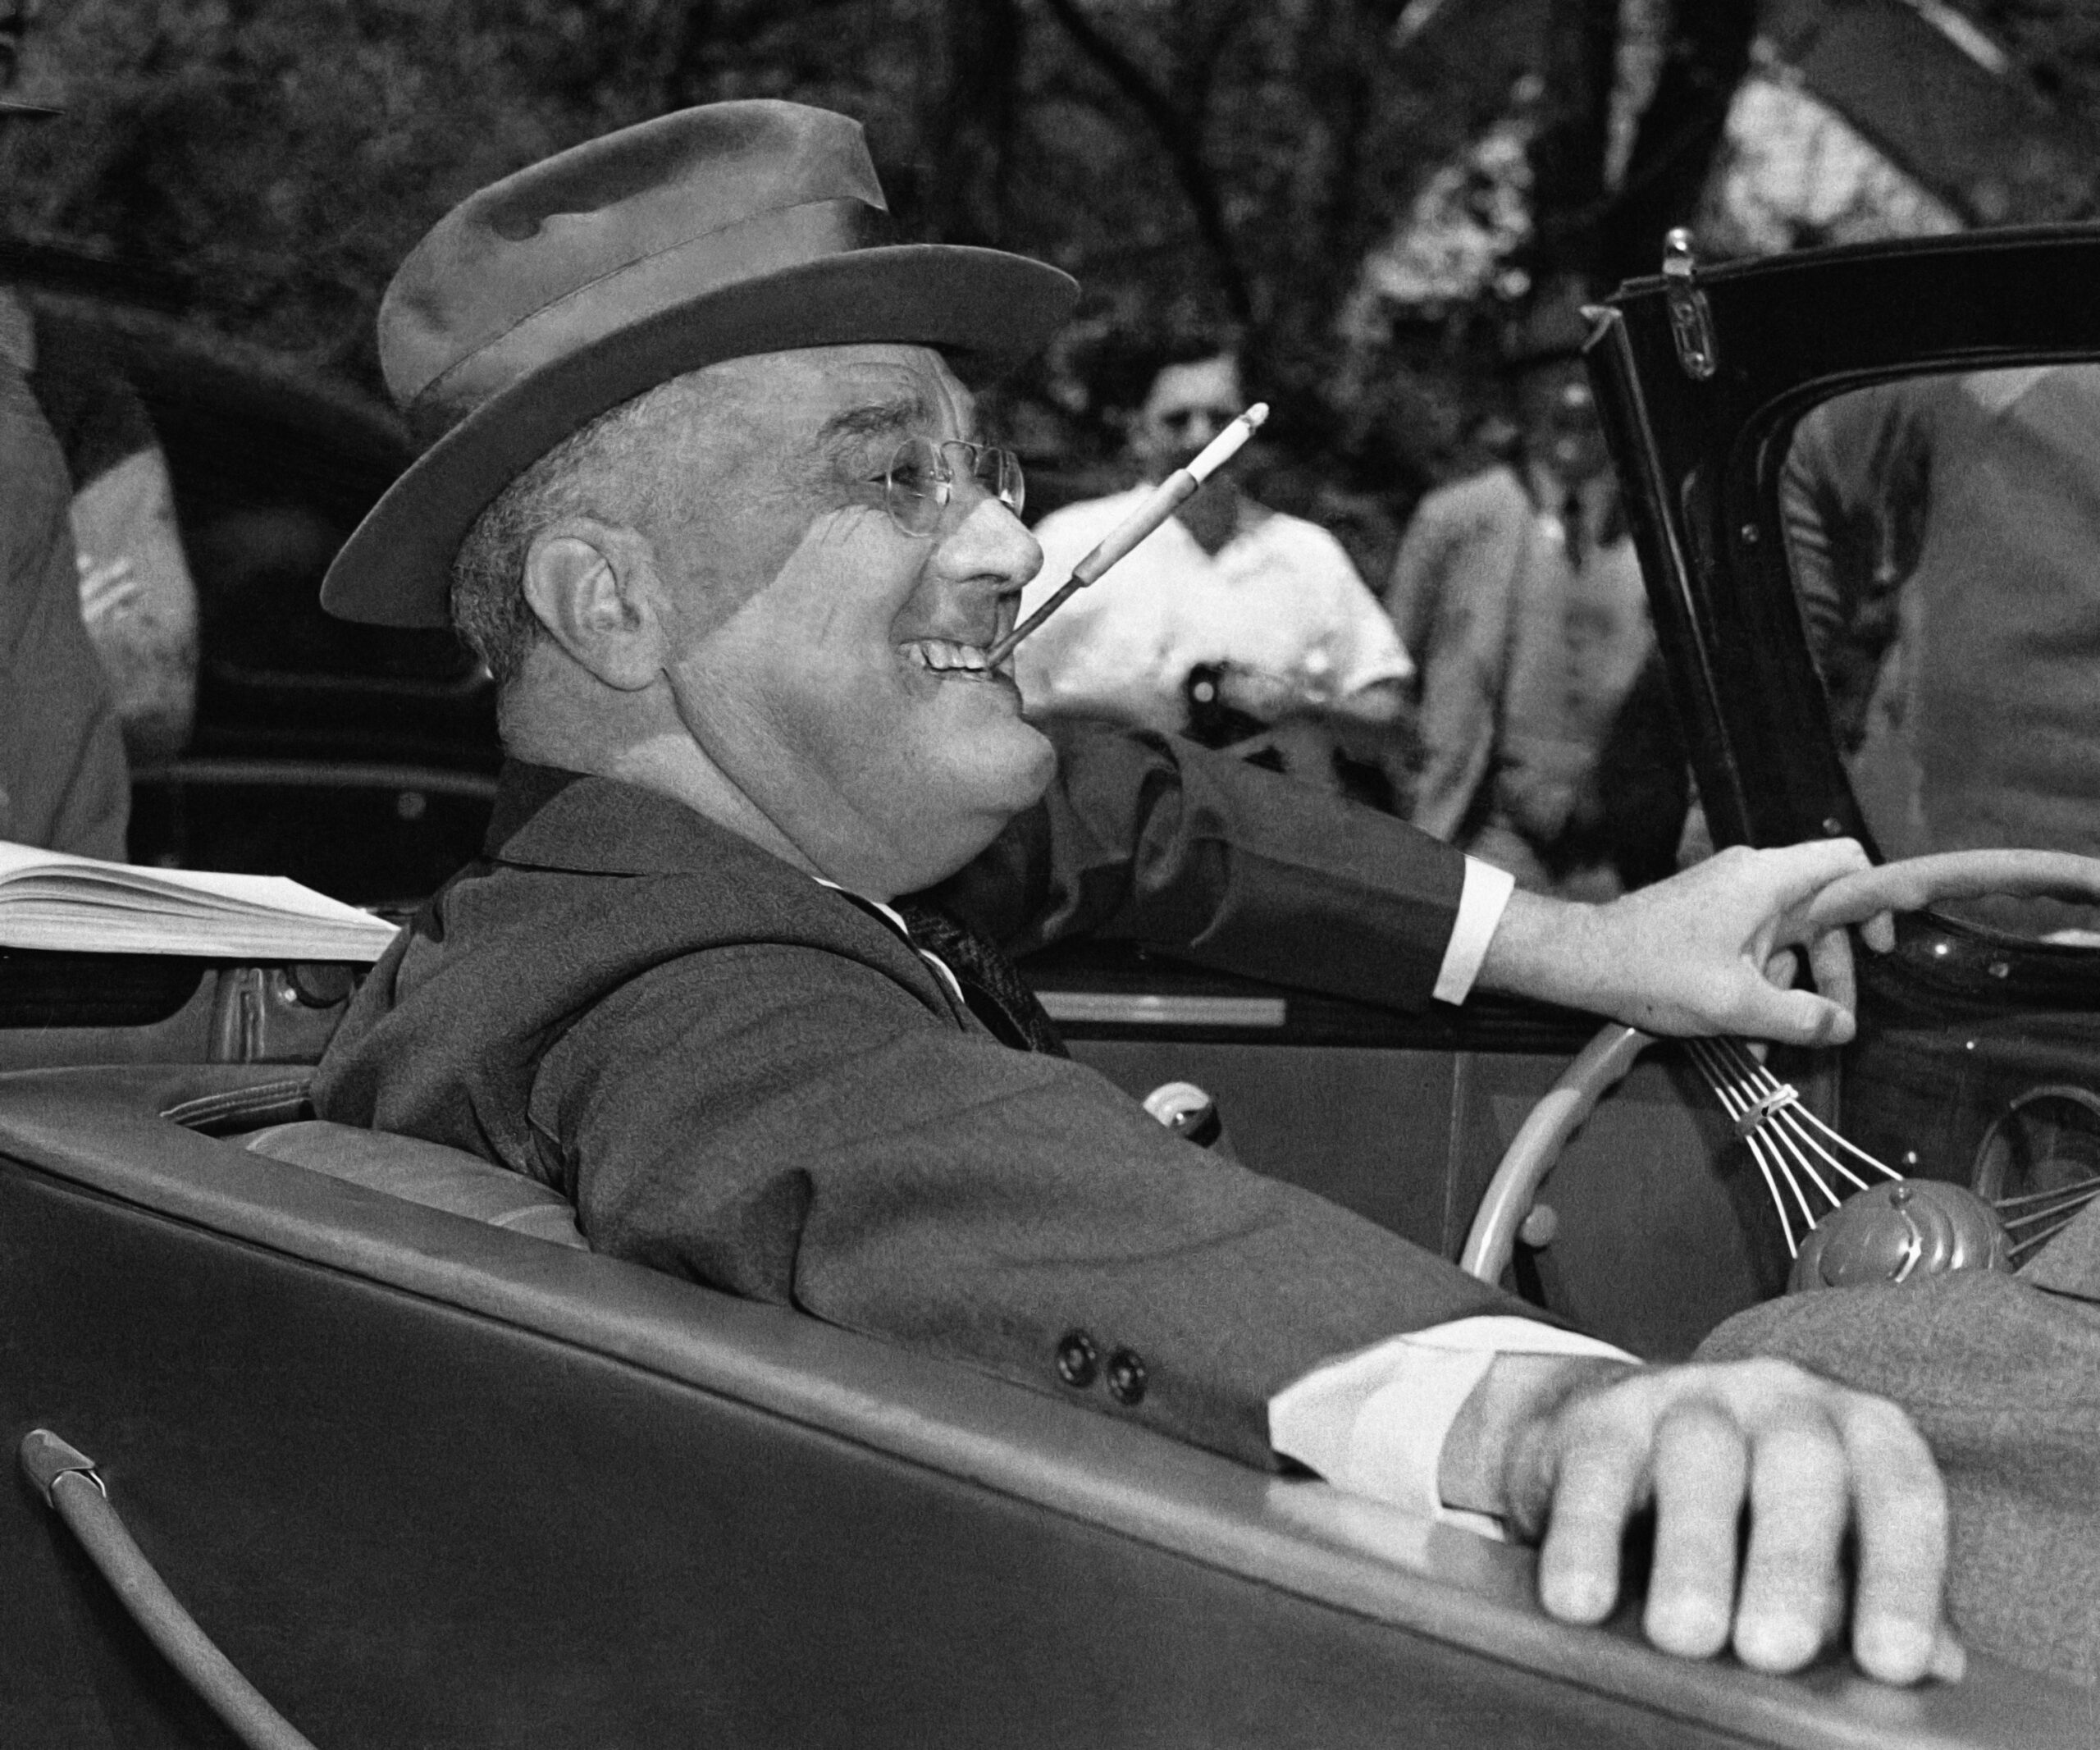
[3,0,2091,568]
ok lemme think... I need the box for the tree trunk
[1039,0,1254,323]
[1600,0,1756,284]
[1523,0,1622,295]
[921,0,1025,247]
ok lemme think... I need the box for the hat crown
[381,101,888,418]
[323,100,1076,628]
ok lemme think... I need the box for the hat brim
[322,244,1077,628]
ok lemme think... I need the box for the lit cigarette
[984,402,1269,670]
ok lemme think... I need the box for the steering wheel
[1460,848,2100,1285]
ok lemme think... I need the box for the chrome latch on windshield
[1662,228,1719,382]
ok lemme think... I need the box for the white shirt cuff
[1431,857,1515,1005]
[1268,1316,1632,1537]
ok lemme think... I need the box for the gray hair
[448,377,693,687]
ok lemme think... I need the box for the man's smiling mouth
[899,637,1003,678]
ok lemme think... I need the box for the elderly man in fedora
[313,101,1954,1685]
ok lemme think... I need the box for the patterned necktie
[892,898,1070,1057]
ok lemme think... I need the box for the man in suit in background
[0,290,201,765]
[0,1,127,852]
[1386,357,1681,896]
[0,350,128,857]
[0,0,200,765]
[309,100,1954,1684]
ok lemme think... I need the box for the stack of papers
[0,842,402,961]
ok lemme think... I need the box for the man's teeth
[903,637,993,674]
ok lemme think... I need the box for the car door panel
[0,1074,1855,1750]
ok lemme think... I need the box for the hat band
[410,195,892,430]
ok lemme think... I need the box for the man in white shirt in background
[1019,347,1413,794]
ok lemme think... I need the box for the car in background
[16,261,499,905]
[5,230,2100,1745]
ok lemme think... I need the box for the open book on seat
[0,842,401,961]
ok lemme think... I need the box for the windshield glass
[1782,364,2100,940]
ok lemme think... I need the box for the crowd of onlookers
[1011,336,1687,902]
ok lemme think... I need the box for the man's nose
[934,491,1042,592]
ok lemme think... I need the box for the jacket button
[1106,1348,1148,1406]
[1055,1330,1099,1388]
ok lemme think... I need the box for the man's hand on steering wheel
[1477,838,1895,1047]
[1439,1351,1962,1685]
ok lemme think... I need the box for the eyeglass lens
[886,437,1025,537]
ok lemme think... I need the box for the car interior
[7,964,2087,1749]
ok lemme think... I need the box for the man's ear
[520,520,664,692]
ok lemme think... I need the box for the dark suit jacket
[316,723,1531,1467]
[1700,1204,2100,1683]
[0,361,127,858]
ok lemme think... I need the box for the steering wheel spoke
[1461,848,2100,1289]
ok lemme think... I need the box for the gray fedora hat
[323,100,1078,628]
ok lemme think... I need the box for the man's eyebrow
[817,394,985,448]
[819,396,933,445]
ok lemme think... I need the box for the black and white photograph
[5,2,2100,1743]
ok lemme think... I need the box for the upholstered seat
[244,1119,587,1250]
